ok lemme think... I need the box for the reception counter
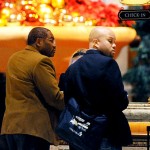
[123,103,150,146]
[124,103,150,136]
[0,26,136,78]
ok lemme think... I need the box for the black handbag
[55,97,108,150]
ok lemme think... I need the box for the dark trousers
[0,135,8,150]
[5,134,50,150]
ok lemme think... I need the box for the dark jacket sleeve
[103,60,132,146]
[58,73,66,92]
[104,59,129,112]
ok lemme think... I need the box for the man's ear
[93,39,99,48]
[36,38,43,47]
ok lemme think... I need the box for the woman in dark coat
[0,72,6,129]
[0,72,8,149]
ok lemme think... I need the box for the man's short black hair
[27,27,50,45]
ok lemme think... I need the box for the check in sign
[118,10,150,20]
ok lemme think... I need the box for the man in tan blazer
[1,27,64,150]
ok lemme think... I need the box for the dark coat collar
[86,49,105,56]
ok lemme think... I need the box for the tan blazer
[1,45,64,145]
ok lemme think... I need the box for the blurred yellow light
[51,0,65,8]
[1,8,11,18]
